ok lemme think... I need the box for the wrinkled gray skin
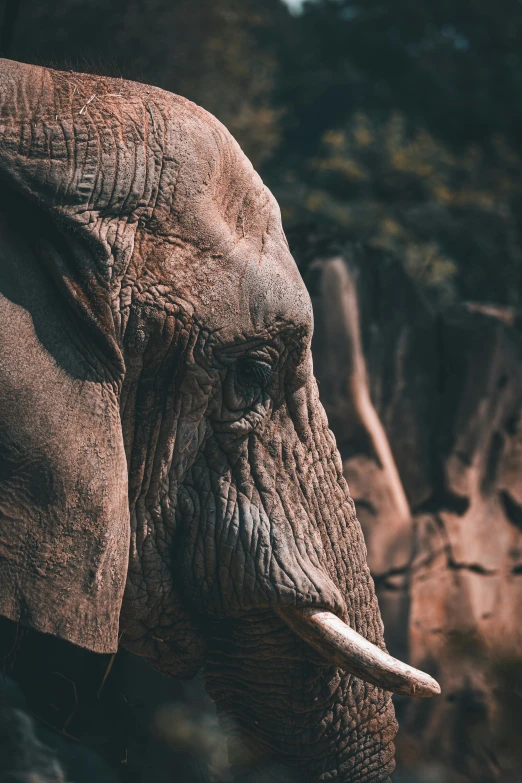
[0,60,396,781]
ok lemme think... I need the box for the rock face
[298,238,522,782]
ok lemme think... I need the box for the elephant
[0,58,439,782]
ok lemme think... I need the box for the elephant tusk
[276,606,441,699]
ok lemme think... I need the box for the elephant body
[0,58,436,781]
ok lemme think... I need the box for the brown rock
[299,236,522,781]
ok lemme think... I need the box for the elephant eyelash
[235,358,273,389]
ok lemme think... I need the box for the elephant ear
[0,59,147,653]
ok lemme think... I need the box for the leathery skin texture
[0,58,396,780]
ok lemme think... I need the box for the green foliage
[281,0,522,152]
[109,0,283,166]
[277,112,522,305]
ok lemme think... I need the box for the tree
[276,0,522,155]
[278,111,522,306]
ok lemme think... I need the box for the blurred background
[1,1,522,781]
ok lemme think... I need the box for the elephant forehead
[236,241,313,338]
[159,96,312,335]
[146,139,312,338]
[154,216,313,343]
[73,73,314,341]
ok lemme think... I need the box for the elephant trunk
[197,379,400,781]
[205,614,397,782]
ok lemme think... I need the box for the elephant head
[0,59,438,782]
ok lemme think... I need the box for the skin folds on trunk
[179,378,398,780]
[180,379,377,624]
[206,613,396,783]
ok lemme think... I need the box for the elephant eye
[235,358,272,389]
